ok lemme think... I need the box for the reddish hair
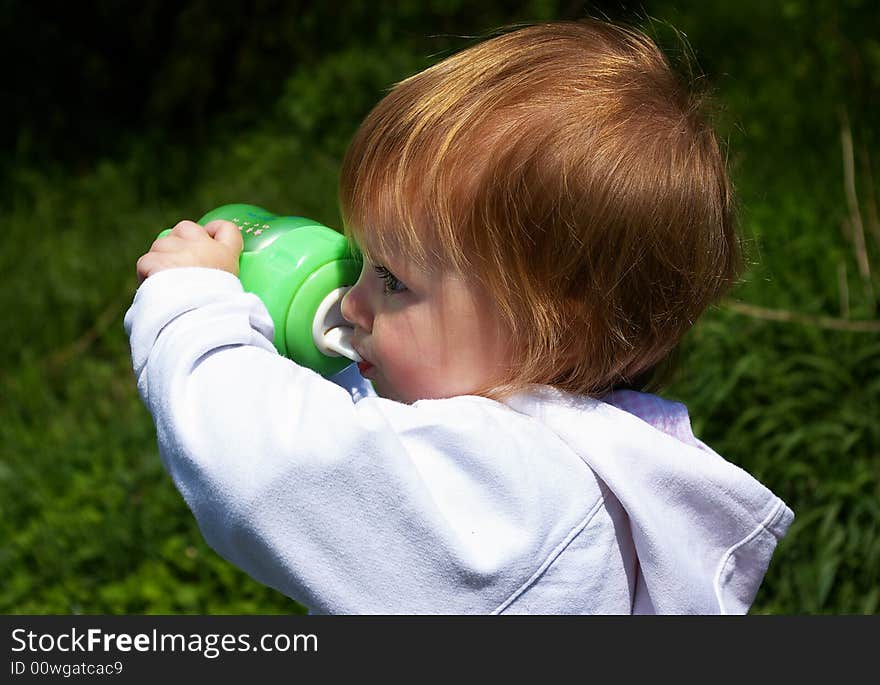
[339,19,741,398]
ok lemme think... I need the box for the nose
[340,271,372,333]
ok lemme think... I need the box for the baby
[126,19,793,614]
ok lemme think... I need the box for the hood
[505,387,794,614]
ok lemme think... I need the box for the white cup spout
[312,287,361,362]
[321,326,361,362]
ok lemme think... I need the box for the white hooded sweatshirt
[124,267,793,614]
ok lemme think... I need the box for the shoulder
[352,390,606,545]
[357,392,581,470]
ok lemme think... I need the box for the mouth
[352,341,375,377]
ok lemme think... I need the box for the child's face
[341,247,511,403]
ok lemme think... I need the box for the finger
[149,235,184,252]
[170,220,208,240]
[204,219,244,252]
[137,251,189,281]
[136,252,156,283]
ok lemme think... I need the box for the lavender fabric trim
[603,389,707,450]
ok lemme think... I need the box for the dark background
[1,1,878,614]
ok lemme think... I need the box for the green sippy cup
[157,204,363,377]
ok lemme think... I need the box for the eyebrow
[372,249,429,290]
[356,235,401,270]
[351,233,389,265]
[355,227,440,281]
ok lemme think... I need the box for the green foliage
[1,1,878,614]
[668,312,880,614]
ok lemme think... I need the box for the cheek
[374,318,431,371]
[370,310,448,399]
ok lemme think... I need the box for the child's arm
[124,266,596,614]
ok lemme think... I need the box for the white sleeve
[123,268,591,614]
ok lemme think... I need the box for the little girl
[126,19,793,614]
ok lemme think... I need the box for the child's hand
[136,220,244,284]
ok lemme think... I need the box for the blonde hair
[338,19,741,399]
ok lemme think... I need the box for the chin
[373,374,460,404]
[375,382,419,405]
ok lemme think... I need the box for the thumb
[204,220,244,252]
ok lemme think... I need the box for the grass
[1,4,878,614]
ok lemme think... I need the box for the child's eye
[373,265,407,295]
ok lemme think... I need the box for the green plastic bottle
[157,204,363,377]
